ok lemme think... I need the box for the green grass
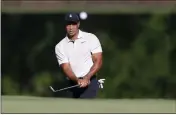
[1,95,176,113]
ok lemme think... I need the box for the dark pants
[68,76,99,99]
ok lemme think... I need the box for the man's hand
[77,79,83,86]
[77,78,90,88]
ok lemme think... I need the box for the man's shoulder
[81,30,98,40]
[81,30,95,36]
[55,37,67,49]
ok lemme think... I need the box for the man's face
[66,21,79,37]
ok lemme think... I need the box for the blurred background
[1,0,176,99]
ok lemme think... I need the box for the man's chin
[68,33,75,37]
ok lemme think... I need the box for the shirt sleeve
[55,44,69,65]
[90,34,103,54]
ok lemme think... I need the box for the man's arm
[55,44,79,83]
[84,52,102,80]
[83,33,103,80]
[60,63,79,83]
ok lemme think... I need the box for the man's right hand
[77,78,90,88]
[77,79,83,86]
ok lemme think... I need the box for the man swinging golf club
[55,12,103,98]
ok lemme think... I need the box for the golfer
[55,12,103,98]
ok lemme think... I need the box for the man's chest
[64,40,91,58]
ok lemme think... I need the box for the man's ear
[77,22,80,28]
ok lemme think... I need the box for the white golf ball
[79,11,88,20]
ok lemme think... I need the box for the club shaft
[56,84,79,92]
[50,84,79,92]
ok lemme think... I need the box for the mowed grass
[1,96,176,113]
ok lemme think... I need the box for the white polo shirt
[55,30,102,78]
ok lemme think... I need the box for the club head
[49,86,56,92]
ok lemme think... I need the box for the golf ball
[79,11,88,20]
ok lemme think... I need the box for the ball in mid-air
[79,11,88,20]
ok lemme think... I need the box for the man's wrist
[83,75,91,80]
[70,76,79,83]
[75,78,79,83]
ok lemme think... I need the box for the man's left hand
[79,77,90,88]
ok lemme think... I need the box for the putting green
[1,95,176,113]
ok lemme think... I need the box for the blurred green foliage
[1,13,176,99]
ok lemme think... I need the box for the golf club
[49,84,79,92]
